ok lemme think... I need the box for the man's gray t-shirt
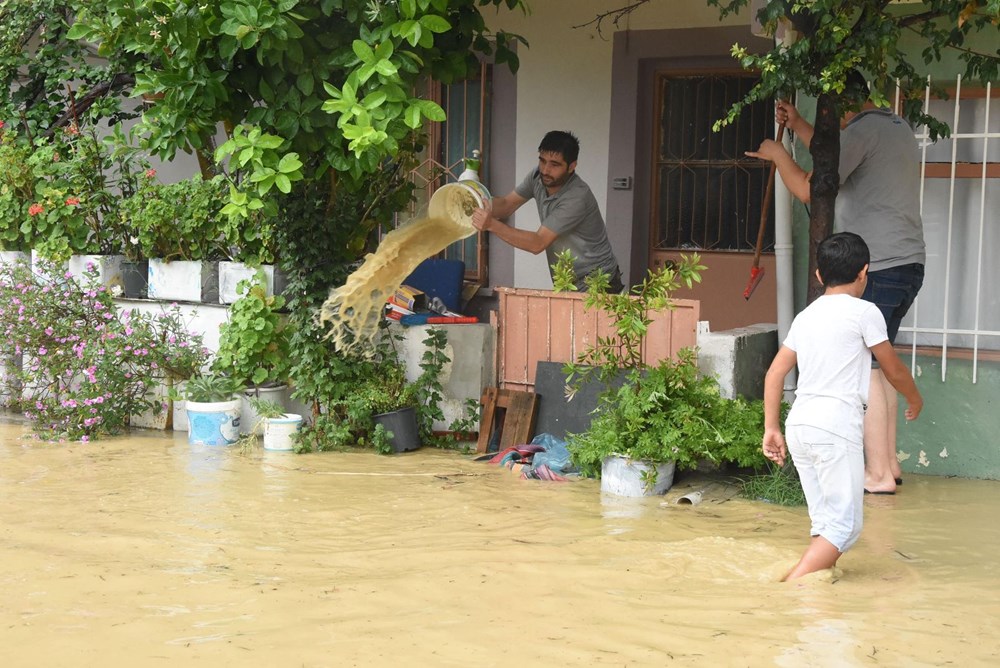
[835,109,925,272]
[514,169,620,284]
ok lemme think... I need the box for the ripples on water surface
[1,422,997,666]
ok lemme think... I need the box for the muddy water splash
[2,421,999,666]
[319,207,475,354]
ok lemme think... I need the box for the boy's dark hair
[817,232,869,287]
[538,131,580,164]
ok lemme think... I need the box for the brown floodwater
[1,420,998,667]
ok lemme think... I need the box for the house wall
[489,1,753,290]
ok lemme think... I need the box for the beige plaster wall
[488,1,752,288]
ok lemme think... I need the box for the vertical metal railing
[899,74,1000,383]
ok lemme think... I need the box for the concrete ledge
[697,322,778,400]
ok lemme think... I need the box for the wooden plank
[475,387,539,453]
[499,390,539,449]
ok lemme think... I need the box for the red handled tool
[744,121,786,300]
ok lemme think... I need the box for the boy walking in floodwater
[762,233,923,581]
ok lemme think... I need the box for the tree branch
[571,0,652,39]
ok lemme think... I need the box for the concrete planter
[68,254,125,291]
[218,261,287,304]
[147,259,219,303]
[601,455,676,497]
[0,250,29,268]
[30,249,68,283]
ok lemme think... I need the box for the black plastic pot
[122,260,148,299]
[372,406,421,453]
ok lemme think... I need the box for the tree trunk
[806,92,841,303]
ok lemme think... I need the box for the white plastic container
[263,413,303,451]
[186,399,241,446]
[600,455,676,497]
[428,180,492,231]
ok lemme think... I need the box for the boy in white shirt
[762,232,923,581]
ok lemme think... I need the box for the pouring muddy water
[319,178,491,353]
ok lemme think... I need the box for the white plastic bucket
[186,399,241,446]
[428,180,492,231]
[263,413,303,451]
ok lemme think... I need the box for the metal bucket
[428,180,492,231]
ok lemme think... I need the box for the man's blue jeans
[862,263,924,345]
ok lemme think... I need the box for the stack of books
[385,285,425,321]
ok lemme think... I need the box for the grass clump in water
[739,463,806,506]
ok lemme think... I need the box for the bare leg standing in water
[864,369,902,494]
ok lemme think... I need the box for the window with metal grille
[397,65,491,285]
[650,72,774,252]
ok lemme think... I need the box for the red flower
[0,120,5,129]
[66,124,80,136]
[145,168,157,178]
[65,197,80,206]
[28,203,44,216]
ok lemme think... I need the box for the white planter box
[0,251,29,268]
[68,254,125,292]
[147,259,219,303]
[130,381,170,430]
[218,261,286,304]
[601,455,676,497]
[30,249,68,283]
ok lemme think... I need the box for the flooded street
[1,421,998,667]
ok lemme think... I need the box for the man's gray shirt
[515,169,620,285]
[835,109,926,272]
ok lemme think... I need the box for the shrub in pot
[553,251,737,495]
[183,373,243,446]
[213,275,293,433]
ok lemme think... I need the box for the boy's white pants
[786,424,865,552]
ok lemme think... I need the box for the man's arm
[777,100,814,148]
[487,190,528,221]
[762,345,797,466]
[745,140,812,204]
[471,190,559,255]
[871,342,923,421]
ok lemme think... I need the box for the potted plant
[234,397,304,453]
[121,171,232,302]
[213,275,293,434]
[183,373,243,446]
[345,359,422,454]
[553,250,710,496]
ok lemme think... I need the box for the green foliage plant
[213,275,292,388]
[183,373,243,403]
[0,258,208,441]
[552,250,767,481]
[120,171,232,262]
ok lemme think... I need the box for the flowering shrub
[0,258,209,441]
[0,123,148,259]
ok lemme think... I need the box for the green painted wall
[897,356,1000,480]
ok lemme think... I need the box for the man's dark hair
[538,131,579,164]
[817,232,869,287]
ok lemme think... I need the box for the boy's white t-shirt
[784,293,889,445]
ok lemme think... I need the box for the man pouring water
[471,130,623,293]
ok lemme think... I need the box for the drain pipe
[774,27,798,405]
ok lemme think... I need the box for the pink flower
[28,203,44,216]
[65,197,80,206]
[145,168,157,178]
[66,124,80,136]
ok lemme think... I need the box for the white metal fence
[897,75,999,383]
